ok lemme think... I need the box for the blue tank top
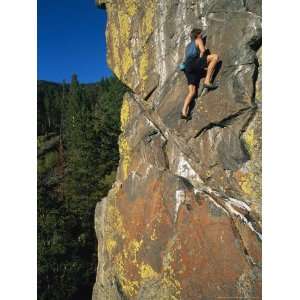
[185,41,200,65]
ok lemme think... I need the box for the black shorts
[184,56,207,86]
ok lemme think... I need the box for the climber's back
[185,40,200,65]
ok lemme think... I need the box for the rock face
[93,1,262,299]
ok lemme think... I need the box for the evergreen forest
[37,75,128,300]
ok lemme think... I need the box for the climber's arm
[196,36,206,57]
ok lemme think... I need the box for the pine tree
[37,75,129,300]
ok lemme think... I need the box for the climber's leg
[182,84,196,116]
[204,54,219,85]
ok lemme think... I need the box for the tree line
[37,75,128,300]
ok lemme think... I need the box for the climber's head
[190,28,202,41]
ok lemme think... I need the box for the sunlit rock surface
[93,0,262,299]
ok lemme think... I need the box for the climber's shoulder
[194,37,202,47]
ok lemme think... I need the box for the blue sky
[38,0,112,83]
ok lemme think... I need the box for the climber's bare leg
[182,84,196,116]
[204,54,219,85]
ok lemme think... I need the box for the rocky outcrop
[93,0,262,299]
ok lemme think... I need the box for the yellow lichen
[244,128,256,156]
[122,47,133,75]
[128,239,143,263]
[101,172,183,299]
[238,172,260,201]
[120,96,130,131]
[241,173,254,195]
[106,238,117,255]
[119,135,131,179]
[238,113,261,214]
[150,228,157,240]
[118,10,131,42]
[124,0,138,17]
[117,10,133,77]
[107,205,126,239]
[115,241,160,296]
[205,170,211,178]
[109,22,121,78]
[115,252,140,296]
[160,245,182,300]
[114,65,121,79]
[142,2,155,38]
[139,262,159,280]
[162,262,181,298]
[256,80,262,102]
[103,204,182,298]
[114,239,149,297]
[139,50,148,82]
[116,6,134,78]
[104,205,140,296]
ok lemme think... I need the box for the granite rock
[93,1,262,299]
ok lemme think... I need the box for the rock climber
[181,28,219,119]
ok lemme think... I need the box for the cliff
[93,0,262,299]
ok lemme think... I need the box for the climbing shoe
[203,82,218,90]
[180,113,192,121]
[199,87,208,97]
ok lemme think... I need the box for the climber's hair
[190,28,202,40]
